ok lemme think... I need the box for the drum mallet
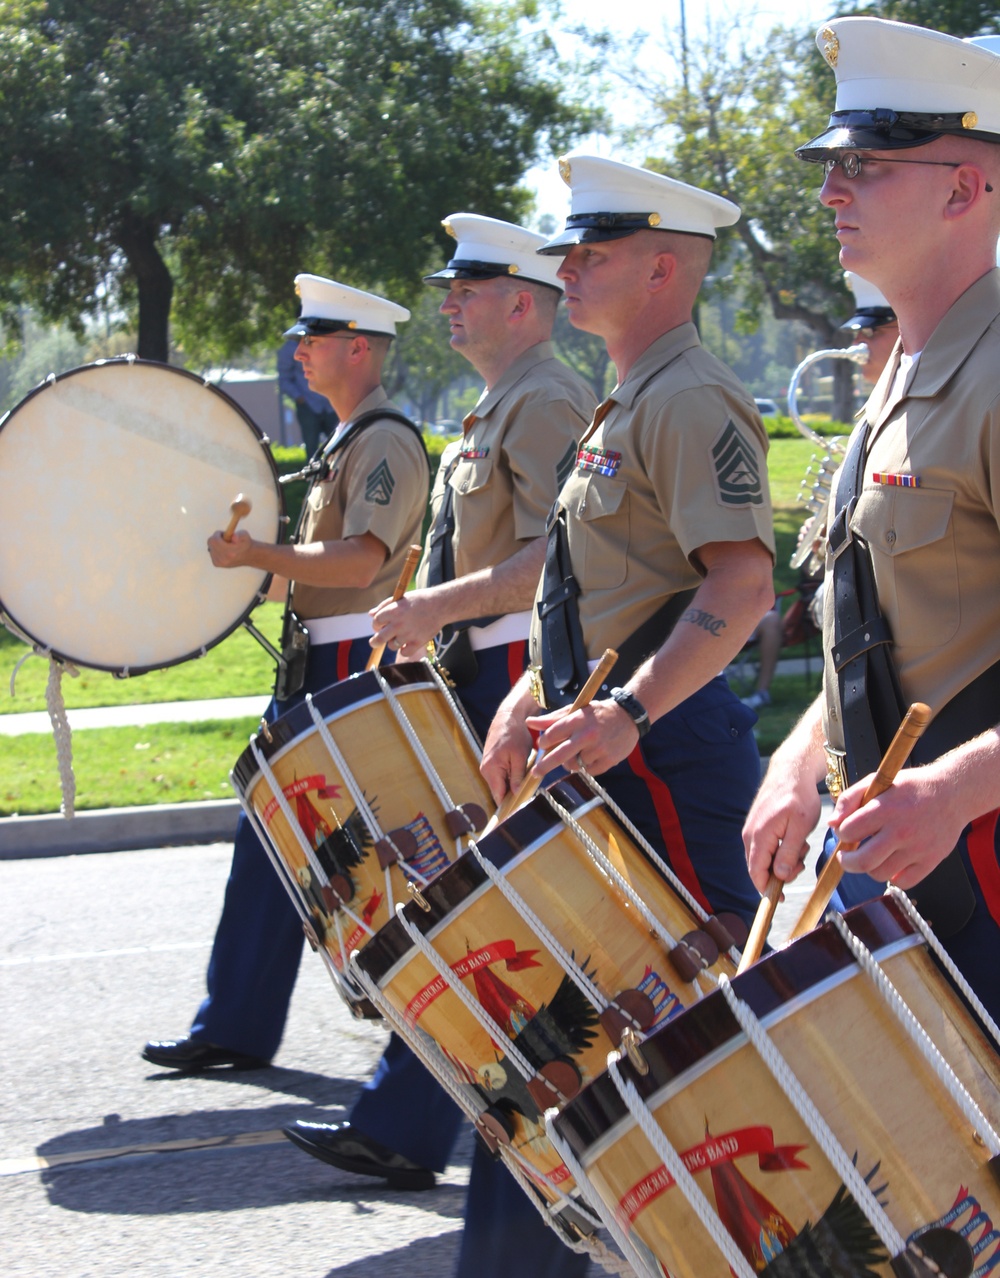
[366,544,423,672]
[222,493,252,542]
[485,648,619,833]
[738,701,932,971]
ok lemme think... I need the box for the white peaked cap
[284,275,410,339]
[424,213,564,290]
[538,152,740,254]
[798,17,1000,156]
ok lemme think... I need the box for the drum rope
[465,839,613,1017]
[372,669,470,843]
[394,907,556,1097]
[250,740,340,896]
[350,963,632,1276]
[574,771,718,934]
[887,885,1000,1051]
[231,778,367,1008]
[601,1054,760,1278]
[45,657,78,818]
[424,657,488,756]
[305,695,437,913]
[718,974,907,1256]
[541,794,711,987]
[545,1115,657,1278]
[829,910,1000,1157]
[249,738,386,948]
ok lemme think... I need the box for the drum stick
[222,494,252,542]
[485,648,619,832]
[785,701,933,943]
[735,876,785,974]
[366,544,422,672]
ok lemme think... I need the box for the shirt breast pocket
[569,472,629,590]
[450,457,493,498]
[852,484,957,647]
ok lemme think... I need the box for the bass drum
[0,358,282,674]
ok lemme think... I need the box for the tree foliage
[0,0,597,363]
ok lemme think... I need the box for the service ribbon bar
[872,471,920,487]
[577,445,622,477]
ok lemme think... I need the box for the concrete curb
[0,799,241,860]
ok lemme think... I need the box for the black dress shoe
[141,1037,270,1072]
[283,1120,436,1191]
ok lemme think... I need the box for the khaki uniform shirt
[823,269,1000,749]
[415,342,594,587]
[529,324,774,663]
[291,386,429,621]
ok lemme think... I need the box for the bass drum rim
[0,357,284,676]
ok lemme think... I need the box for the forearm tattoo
[681,607,727,637]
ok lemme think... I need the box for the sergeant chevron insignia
[711,420,763,506]
[365,458,396,506]
[555,439,577,488]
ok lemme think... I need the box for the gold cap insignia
[443,219,457,239]
[558,157,572,186]
[648,213,661,228]
[347,320,358,329]
[507,264,520,274]
[294,283,301,297]
[819,26,839,68]
[962,111,978,130]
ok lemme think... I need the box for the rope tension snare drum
[231,661,493,1013]
[549,893,1000,1278]
[0,358,282,674]
[351,774,748,1245]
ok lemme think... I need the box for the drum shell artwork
[353,776,739,1205]
[231,662,492,977]
[0,358,282,673]
[552,896,1000,1278]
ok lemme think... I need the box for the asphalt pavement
[0,688,829,1278]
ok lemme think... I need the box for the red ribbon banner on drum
[405,940,543,1025]
[262,775,341,826]
[616,1126,809,1226]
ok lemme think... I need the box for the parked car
[754,397,780,417]
[429,418,462,436]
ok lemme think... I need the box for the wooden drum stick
[738,702,932,970]
[485,648,619,833]
[222,494,252,542]
[786,700,933,943]
[366,544,423,671]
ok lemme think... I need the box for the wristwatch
[609,686,651,738]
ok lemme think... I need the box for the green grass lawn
[0,437,830,813]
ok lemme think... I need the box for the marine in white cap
[475,152,776,1276]
[281,217,596,1226]
[142,274,430,1074]
[745,17,1000,1041]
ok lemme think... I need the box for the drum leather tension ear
[669,930,719,981]
[704,912,748,951]
[889,1226,974,1278]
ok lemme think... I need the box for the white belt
[467,611,531,652]
[303,613,372,645]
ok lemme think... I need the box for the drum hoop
[231,661,439,788]
[0,357,285,675]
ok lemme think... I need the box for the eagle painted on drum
[474,955,601,1123]
[728,1156,890,1277]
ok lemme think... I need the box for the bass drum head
[0,358,282,674]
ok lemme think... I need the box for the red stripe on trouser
[967,808,1000,928]
[336,639,353,683]
[507,640,527,690]
[625,745,713,915]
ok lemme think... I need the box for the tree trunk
[117,215,174,363]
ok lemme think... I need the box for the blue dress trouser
[189,637,373,1060]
